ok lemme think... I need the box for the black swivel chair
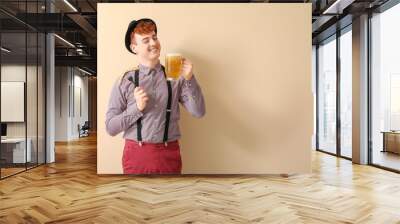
[79,121,90,138]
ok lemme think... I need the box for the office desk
[381,131,400,154]
[1,138,32,163]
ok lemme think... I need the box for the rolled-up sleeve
[179,75,206,118]
[105,79,143,136]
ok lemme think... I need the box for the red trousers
[122,139,182,174]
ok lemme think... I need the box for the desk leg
[382,133,386,153]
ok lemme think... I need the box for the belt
[125,139,178,147]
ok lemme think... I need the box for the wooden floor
[0,167,26,178]
[1,134,400,223]
[1,162,46,178]
[373,150,400,171]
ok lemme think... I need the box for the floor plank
[1,134,400,223]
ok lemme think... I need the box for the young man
[105,18,206,174]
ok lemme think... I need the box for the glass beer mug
[165,53,182,80]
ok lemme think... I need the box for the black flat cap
[125,18,157,54]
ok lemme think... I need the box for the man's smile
[149,47,159,53]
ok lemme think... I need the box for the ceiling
[0,0,394,75]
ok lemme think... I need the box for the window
[340,28,352,158]
[371,2,400,171]
[317,36,337,154]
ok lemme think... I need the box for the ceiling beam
[67,13,97,44]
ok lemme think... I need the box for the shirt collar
[138,61,163,76]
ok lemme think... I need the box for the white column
[352,14,369,164]
[46,33,55,163]
[45,1,55,163]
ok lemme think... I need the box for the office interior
[1,0,400,223]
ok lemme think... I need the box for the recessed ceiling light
[77,67,93,76]
[1,47,11,53]
[54,34,75,48]
[323,0,354,15]
[63,0,78,12]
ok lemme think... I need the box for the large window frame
[315,0,400,174]
[316,25,353,161]
[368,0,400,173]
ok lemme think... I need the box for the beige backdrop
[97,3,312,174]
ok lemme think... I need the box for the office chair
[79,121,90,138]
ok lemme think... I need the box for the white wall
[54,67,89,141]
[1,65,36,138]
[55,66,68,141]
[1,64,46,163]
[71,72,89,139]
[1,65,28,144]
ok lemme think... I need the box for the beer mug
[165,53,182,80]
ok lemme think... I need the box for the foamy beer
[165,53,182,80]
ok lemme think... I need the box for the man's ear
[130,44,136,54]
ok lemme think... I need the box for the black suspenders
[162,66,173,146]
[133,70,143,145]
[129,67,172,146]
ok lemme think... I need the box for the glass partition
[0,1,46,179]
[1,30,28,177]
